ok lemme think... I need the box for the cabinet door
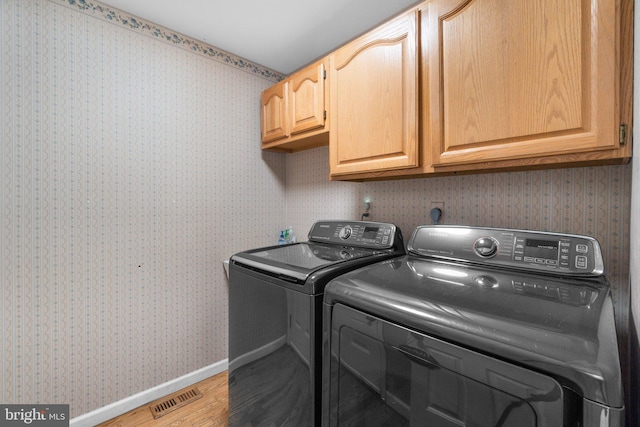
[429,0,619,166]
[261,81,288,143]
[289,61,326,135]
[329,11,419,175]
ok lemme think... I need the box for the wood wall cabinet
[261,60,329,152]
[328,10,419,176]
[261,82,288,144]
[260,0,631,179]
[329,0,632,181]
[429,0,627,168]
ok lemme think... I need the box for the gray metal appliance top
[408,225,604,277]
[230,220,404,292]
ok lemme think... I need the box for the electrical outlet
[362,199,372,221]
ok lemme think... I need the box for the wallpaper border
[48,0,285,82]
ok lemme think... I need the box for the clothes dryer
[323,225,624,426]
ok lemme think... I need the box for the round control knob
[339,226,352,240]
[473,237,499,258]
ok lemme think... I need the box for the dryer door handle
[394,345,441,370]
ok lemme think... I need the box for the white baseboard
[70,359,228,427]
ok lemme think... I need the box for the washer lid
[232,242,383,283]
[231,221,404,285]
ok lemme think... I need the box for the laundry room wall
[1,0,286,418]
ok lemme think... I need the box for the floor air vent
[148,387,202,419]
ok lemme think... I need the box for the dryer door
[325,304,566,426]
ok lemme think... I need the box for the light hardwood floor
[97,371,228,427]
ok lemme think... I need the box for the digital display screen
[524,239,559,260]
[362,227,379,239]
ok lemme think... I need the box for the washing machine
[228,220,405,426]
[323,225,624,426]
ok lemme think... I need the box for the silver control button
[575,255,588,269]
[576,244,588,253]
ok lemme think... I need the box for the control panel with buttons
[408,225,604,276]
[308,221,401,250]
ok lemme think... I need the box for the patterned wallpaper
[1,0,286,418]
[287,147,631,292]
[2,0,633,421]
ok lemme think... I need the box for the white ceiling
[97,0,421,75]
